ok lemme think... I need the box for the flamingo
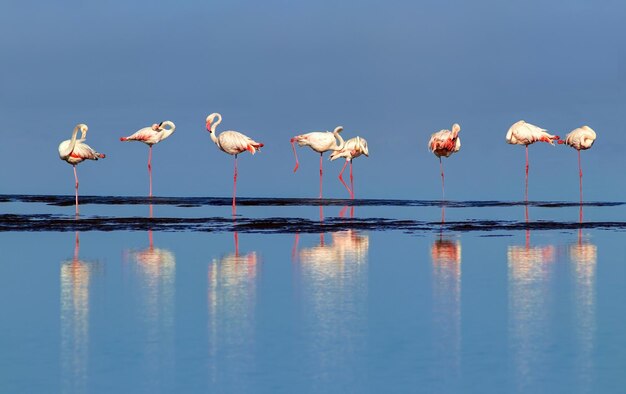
[428,123,461,200]
[205,112,264,213]
[291,127,345,198]
[58,124,106,215]
[559,126,596,204]
[506,120,560,201]
[120,120,175,197]
[329,136,369,199]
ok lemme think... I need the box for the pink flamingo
[329,136,369,199]
[506,120,560,201]
[205,113,264,213]
[559,125,597,204]
[120,121,175,197]
[58,124,106,215]
[291,127,345,198]
[428,123,461,200]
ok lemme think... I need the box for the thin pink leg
[338,161,351,198]
[319,153,323,199]
[349,160,354,199]
[339,205,348,218]
[233,155,238,214]
[234,232,239,257]
[148,145,153,197]
[73,165,79,215]
[525,145,529,202]
[290,139,300,172]
[440,157,445,201]
[578,149,583,204]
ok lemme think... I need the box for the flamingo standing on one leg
[559,125,597,204]
[120,121,176,197]
[506,120,560,201]
[291,127,345,198]
[329,136,369,199]
[428,123,461,200]
[205,113,264,213]
[58,124,106,215]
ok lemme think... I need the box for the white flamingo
[120,121,175,197]
[506,120,560,201]
[58,124,106,215]
[559,125,597,203]
[329,136,369,199]
[291,127,345,198]
[428,123,461,200]
[205,113,264,213]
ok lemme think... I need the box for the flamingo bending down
[291,126,345,198]
[58,124,106,215]
[329,136,369,199]
[428,123,461,200]
[506,120,560,201]
[120,121,175,197]
[205,113,264,213]
[559,125,596,203]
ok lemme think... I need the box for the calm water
[1,196,625,393]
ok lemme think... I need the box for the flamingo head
[358,137,369,157]
[151,122,162,131]
[206,113,217,133]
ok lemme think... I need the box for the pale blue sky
[1,0,624,201]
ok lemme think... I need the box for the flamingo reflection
[293,230,369,383]
[60,232,99,393]
[125,205,176,386]
[507,223,555,391]
[430,235,462,381]
[207,232,259,387]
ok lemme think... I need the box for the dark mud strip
[1,194,624,208]
[1,214,625,233]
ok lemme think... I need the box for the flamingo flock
[58,116,597,215]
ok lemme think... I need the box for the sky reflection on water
[0,202,624,393]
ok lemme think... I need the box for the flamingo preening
[205,112,264,213]
[291,127,345,198]
[120,121,176,197]
[428,123,461,200]
[506,120,560,201]
[559,125,597,204]
[329,136,369,199]
[58,124,106,215]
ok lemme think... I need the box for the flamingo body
[428,123,461,158]
[562,125,596,151]
[120,120,176,146]
[506,120,559,146]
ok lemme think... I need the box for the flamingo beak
[206,121,212,132]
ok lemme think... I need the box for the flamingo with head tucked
[428,123,461,200]
[506,120,560,201]
[205,113,264,213]
[58,123,106,215]
[559,125,597,204]
[329,136,369,199]
[291,127,345,198]
[120,121,175,197]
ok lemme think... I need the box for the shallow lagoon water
[1,195,625,393]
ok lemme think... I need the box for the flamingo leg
[233,154,238,214]
[73,165,79,215]
[440,157,445,201]
[290,139,300,172]
[578,149,583,204]
[234,231,239,257]
[338,161,351,198]
[525,145,529,202]
[349,160,354,199]
[148,145,153,197]
[319,153,324,199]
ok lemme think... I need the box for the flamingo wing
[219,131,263,155]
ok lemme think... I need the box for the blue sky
[1,0,624,201]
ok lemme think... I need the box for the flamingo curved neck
[209,113,222,146]
[333,130,345,150]
[160,121,176,138]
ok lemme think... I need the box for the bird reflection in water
[125,204,176,387]
[60,232,100,393]
[207,231,259,387]
[570,206,597,390]
[507,207,555,391]
[430,234,462,383]
[293,229,369,384]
